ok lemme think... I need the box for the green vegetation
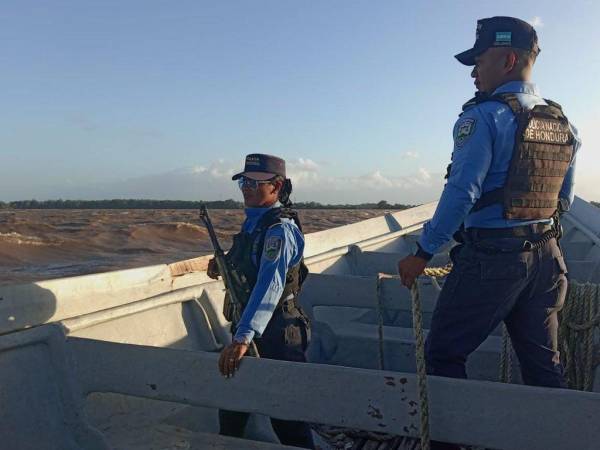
[0,199,414,210]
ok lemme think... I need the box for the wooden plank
[169,256,211,277]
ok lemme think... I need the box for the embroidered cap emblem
[495,31,512,46]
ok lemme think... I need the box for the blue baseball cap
[455,16,540,66]
[232,153,286,181]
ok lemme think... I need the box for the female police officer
[207,153,314,449]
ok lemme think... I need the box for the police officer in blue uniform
[207,153,314,449]
[399,16,580,392]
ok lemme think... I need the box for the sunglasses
[237,176,276,190]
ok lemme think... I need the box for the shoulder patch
[263,235,282,261]
[455,117,476,147]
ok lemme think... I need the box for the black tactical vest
[449,92,574,220]
[225,207,308,309]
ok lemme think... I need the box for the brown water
[0,209,383,285]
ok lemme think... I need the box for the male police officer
[398,16,580,394]
[207,153,314,449]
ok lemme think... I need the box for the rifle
[199,205,260,357]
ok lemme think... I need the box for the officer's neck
[485,73,531,95]
[244,201,280,217]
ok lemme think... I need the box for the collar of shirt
[492,80,540,96]
[243,202,281,233]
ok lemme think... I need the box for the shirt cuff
[415,242,434,261]
[233,326,256,344]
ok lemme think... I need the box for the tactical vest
[452,92,574,220]
[225,207,308,309]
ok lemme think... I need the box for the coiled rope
[559,281,600,391]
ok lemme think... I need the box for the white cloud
[286,158,322,185]
[209,166,234,179]
[288,158,320,172]
[418,168,431,181]
[401,151,419,159]
[359,171,395,189]
[190,166,207,174]
[285,165,444,203]
[528,16,544,28]
[13,156,446,204]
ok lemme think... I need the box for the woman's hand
[218,341,250,378]
[207,258,220,279]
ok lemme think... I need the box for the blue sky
[1,1,598,203]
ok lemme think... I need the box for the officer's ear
[504,49,518,73]
[271,178,284,195]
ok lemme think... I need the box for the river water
[0,209,383,285]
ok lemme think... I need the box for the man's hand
[397,255,428,288]
[218,341,250,378]
[207,258,220,279]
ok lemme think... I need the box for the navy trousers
[426,237,568,450]
[219,307,314,449]
[426,236,568,387]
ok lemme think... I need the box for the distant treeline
[593,201,599,209]
[0,199,414,210]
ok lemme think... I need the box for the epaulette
[461,96,479,112]
[460,92,491,114]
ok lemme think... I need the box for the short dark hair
[514,47,538,66]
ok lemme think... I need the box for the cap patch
[455,118,476,147]
[263,236,282,261]
[245,155,261,167]
[495,31,512,46]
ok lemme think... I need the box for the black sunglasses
[237,176,277,190]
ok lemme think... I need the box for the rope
[499,324,513,383]
[376,273,387,371]
[558,281,600,391]
[410,280,431,450]
[405,263,452,450]
[423,264,452,278]
[311,424,420,449]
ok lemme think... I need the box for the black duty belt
[464,223,553,241]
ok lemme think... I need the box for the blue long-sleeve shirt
[419,81,581,255]
[233,204,305,344]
